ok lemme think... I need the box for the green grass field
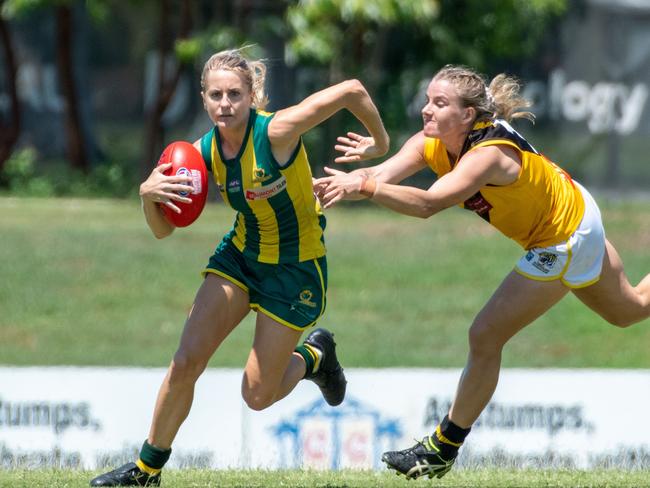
[2,195,650,368]
[3,196,650,487]
[1,468,649,487]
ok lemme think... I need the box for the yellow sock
[304,343,323,372]
[136,459,161,476]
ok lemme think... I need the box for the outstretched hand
[314,166,367,209]
[334,131,385,163]
[139,163,194,214]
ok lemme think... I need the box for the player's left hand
[334,132,385,163]
[314,167,367,208]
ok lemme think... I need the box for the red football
[157,141,208,227]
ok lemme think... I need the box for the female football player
[314,64,650,480]
[91,49,389,486]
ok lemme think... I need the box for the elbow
[344,78,365,94]
[152,226,174,239]
[342,79,367,102]
[417,204,438,219]
[377,132,390,156]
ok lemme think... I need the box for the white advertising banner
[1,367,649,470]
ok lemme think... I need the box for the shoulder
[458,145,521,186]
[253,109,275,136]
[462,144,512,163]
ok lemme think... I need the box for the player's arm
[268,79,389,163]
[314,131,427,207]
[367,146,510,218]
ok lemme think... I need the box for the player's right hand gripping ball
[157,141,208,227]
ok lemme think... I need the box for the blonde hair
[200,49,269,110]
[433,65,534,123]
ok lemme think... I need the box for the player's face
[421,78,474,140]
[201,69,253,131]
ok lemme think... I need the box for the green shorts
[202,238,327,330]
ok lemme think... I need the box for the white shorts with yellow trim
[514,182,605,289]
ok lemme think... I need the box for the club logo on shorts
[298,289,317,308]
[530,251,559,274]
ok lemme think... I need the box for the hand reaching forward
[314,167,369,209]
[334,131,386,163]
[139,163,194,214]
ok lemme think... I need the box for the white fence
[1,367,649,469]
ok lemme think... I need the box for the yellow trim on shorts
[313,258,326,320]
[202,268,249,292]
[250,303,305,331]
[513,267,561,282]
[562,275,601,289]
[559,239,573,276]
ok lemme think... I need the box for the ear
[463,106,476,124]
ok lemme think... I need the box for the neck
[218,110,251,151]
[442,125,472,161]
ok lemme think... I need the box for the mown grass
[1,468,649,487]
[2,196,650,368]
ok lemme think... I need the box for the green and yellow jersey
[200,109,326,264]
[423,119,585,250]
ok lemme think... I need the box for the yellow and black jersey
[423,119,585,250]
[200,109,326,264]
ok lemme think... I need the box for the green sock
[138,440,171,471]
[295,345,316,377]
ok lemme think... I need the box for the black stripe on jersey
[225,161,261,260]
[463,191,492,222]
[268,189,299,260]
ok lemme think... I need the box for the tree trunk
[0,3,21,176]
[141,0,192,179]
[56,4,88,172]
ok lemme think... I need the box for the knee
[168,351,206,386]
[241,387,276,411]
[468,319,506,359]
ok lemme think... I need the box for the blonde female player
[315,64,650,480]
[90,49,389,487]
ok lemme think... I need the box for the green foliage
[286,0,567,70]
[175,37,201,65]
[1,148,54,196]
[286,0,439,66]
[1,0,52,18]
[3,0,121,23]
[429,0,568,69]
[1,148,137,198]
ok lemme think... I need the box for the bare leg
[148,274,250,448]
[449,271,569,428]
[573,239,650,327]
[240,312,305,411]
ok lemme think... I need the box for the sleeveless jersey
[200,109,326,264]
[423,119,585,250]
